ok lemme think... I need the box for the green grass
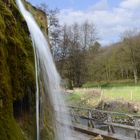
[65,85,140,110]
[65,92,84,105]
[102,86,140,101]
[82,79,140,88]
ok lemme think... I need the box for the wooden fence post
[71,108,79,123]
[134,118,140,139]
[131,91,133,101]
[88,110,95,128]
[107,114,115,134]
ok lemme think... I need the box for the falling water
[16,0,74,140]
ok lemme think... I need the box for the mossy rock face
[0,116,26,140]
[25,1,48,34]
[0,1,54,140]
[0,0,35,139]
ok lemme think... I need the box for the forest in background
[39,4,140,89]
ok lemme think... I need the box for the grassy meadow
[65,83,140,114]
[101,86,140,101]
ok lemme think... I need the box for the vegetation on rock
[0,0,54,140]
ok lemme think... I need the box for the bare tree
[38,3,61,55]
[80,21,97,49]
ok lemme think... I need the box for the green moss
[0,1,54,140]
[0,0,35,139]
[25,1,48,34]
[0,116,26,140]
[0,15,6,42]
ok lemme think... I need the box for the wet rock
[133,105,139,113]
[92,135,103,140]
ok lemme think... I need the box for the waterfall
[16,0,74,140]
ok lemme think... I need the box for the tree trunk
[126,69,129,79]
[120,65,124,79]
[133,68,138,84]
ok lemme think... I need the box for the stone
[92,135,103,140]
[133,105,139,113]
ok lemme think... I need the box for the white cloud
[59,0,140,46]
[120,0,140,10]
[90,0,108,11]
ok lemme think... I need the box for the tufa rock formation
[0,0,53,140]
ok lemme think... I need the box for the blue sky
[28,0,140,46]
[28,0,121,10]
